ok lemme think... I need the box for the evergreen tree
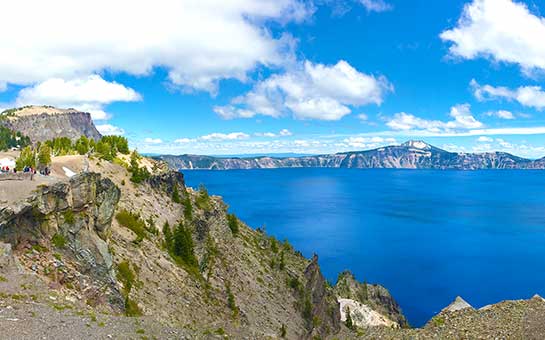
[15,146,35,170]
[345,306,354,330]
[37,144,52,168]
[173,222,197,267]
[163,222,172,249]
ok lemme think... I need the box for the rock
[0,172,122,307]
[334,270,409,327]
[303,254,341,338]
[0,106,101,143]
[338,298,399,328]
[441,296,474,313]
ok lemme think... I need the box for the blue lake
[183,168,545,327]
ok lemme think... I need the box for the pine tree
[173,222,197,267]
[345,306,354,330]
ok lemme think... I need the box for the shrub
[226,282,239,317]
[15,146,36,170]
[116,261,135,295]
[129,151,150,184]
[172,185,181,203]
[124,297,142,317]
[115,210,147,243]
[195,185,211,210]
[280,324,287,338]
[51,233,67,248]
[226,214,239,235]
[63,210,75,224]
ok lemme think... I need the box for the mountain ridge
[157,140,545,170]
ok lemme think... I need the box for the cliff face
[335,271,409,328]
[158,140,543,170]
[0,155,366,339]
[1,106,101,143]
[0,172,122,308]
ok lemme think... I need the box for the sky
[1,0,545,157]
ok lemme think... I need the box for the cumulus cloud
[15,75,141,120]
[386,104,483,133]
[359,0,392,12]
[174,138,196,144]
[255,129,293,138]
[485,110,515,120]
[96,124,125,136]
[440,0,545,72]
[471,79,545,110]
[0,0,312,93]
[144,138,163,144]
[199,132,250,141]
[217,60,392,121]
[477,136,493,142]
[343,136,396,148]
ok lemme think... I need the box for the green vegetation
[345,306,354,330]
[129,150,150,183]
[51,233,67,248]
[116,260,142,317]
[0,126,30,151]
[226,213,239,235]
[63,210,75,224]
[280,324,287,338]
[116,210,147,244]
[172,185,181,203]
[432,315,445,327]
[164,221,200,278]
[226,282,239,317]
[15,146,36,170]
[182,195,193,220]
[172,222,197,267]
[195,184,211,210]
[162,222,172,249]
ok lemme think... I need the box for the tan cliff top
[2,105,83,119]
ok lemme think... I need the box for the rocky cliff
[158,140,543,170]
[1,106,101,143]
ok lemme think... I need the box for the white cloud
[0,0,312,93]
[477,136,493,142]
[357,113,369,121]
[279,129,293,136]
[255,129,293,138]
[471,79,545,110]
[144,138,163,144]
[440,0,545,72]
[199,132,250,141]
[343,136,396,149]
[217,60,392,121]
[485,110,515,120]
[15,75,141,120]
[96,124,125,136]
[174,138,196,144]
[386,104,483,133]
[359,0,392,12]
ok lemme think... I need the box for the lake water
[183,168,545,326]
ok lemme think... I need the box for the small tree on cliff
[345,306,354,330]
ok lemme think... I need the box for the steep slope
[0,106,101,143]
[158,140,541,170]
[0,155,348,339]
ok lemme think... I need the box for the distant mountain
[0,105,101,143]
[157,140,545,170]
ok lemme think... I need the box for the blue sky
[1,0,545,157]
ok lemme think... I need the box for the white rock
[441,296,473,313]
[338,298,399,328]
